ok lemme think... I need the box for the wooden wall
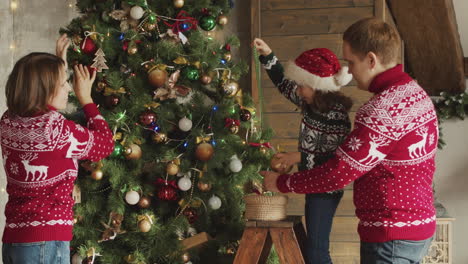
[251,0,376,154]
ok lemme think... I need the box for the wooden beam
[388,0,465,95]
[181,232,211,250]
[374,0,385,20]
[250,0,260,101]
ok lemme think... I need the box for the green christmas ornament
[199,15,216,31]
[111,142,124,158]
[182,66,200,81]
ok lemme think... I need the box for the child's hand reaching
[73,64,96,106]
[56,34,70,67]
[253,38,272,56]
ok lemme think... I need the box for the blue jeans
[2,241,70,264]
[360,237,433,264]
[304,192,343,264]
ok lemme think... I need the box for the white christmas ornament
[178,176,192,191]
[125,190,140,205]
[130,6,145,20]
[71,254,83,264]
[178,117,193,131]
[229,155,243,173]
[208,195,222,210]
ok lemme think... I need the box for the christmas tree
[61,0,273,263]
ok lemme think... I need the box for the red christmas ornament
[81,37,97,55]
[183,207,198,224]
[225,44,231,51]
[139,110,157,126]
[157,185,178,201]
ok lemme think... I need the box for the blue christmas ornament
[220,59,227,65]
[118,33,125,41]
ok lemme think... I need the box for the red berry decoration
[157,185,178,201]
[139,110,157,126]
[182,207,198,224]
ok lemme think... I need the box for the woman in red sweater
[1,35,114,264]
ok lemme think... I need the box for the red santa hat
[284,48,353,92]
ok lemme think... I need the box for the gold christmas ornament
[138,219,151,232]
[144,23,156,31]
[200,74,212,85]
[229,125,239,134]
[124,254,137,263]
[223,81,239,97]
[259,146,268,154]
[152,132,168,143]
[97,81,107,92]
[148,68,168,88]
[138,196,151,209]
[166,162,179,175]
[217,15,228,25]
[91,169,104,180]
[127,45,138,55]
[270,154,293,174]
[173,0,184,8]
[223,52,232,62]
[182,252,190,263]
[124,144,142,160]
[195,142,214,161]
[197,181,212,192]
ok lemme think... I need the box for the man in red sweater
[261,18,437,263]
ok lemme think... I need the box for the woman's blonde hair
[5,52,65,117]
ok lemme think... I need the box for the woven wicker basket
[243,194,288,221]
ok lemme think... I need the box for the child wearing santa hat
[254,38,353,264]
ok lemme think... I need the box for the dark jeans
[2,241,70,264]
[304,191,343,264]
[360,237,433,264]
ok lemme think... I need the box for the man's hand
[259,171,281,192]
[56,34,70,67]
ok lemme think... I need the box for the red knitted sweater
[0,104,114,243]
[277,65,438,242]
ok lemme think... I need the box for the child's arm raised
[253,38,302,107]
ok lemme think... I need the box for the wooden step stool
[233,217,307,264]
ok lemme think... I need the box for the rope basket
[243,194,288,221]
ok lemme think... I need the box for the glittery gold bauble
[127,46,138,55]
[223,52,232,62]
[173,0,184,8]
[148,68,168,88]
[124,144,142,160]
[138,219,151,232]
[229,125,239,134]
[182,252,190,263]
[197,181,212,192]
[200,74,212,85]
[217,15,228,25]
[138,196,151,209]
[226,246,236,255]
[72,35,83,45]
[259,146,268,154]
[223,81,239,97]
[97,81,106,92]
[166,162,179,175]
[144,23,156,31]
[91,169,103,180]
[195,142,214,161]
[270,154,293,174]
[152,132,167,143]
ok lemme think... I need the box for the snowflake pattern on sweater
[259,53,351,189]
[276,65,438,242]
[0,104,114,243]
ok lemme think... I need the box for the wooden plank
[181,232,211,250]
[269,228,306,264]
[330,241,360,257]
[263,34,344,60]
[374,0,384,20]
[264,113,302,138]
[250,0,261,103]
[262,0,373,10]
[261,7,374,36]
[287,189,355,216]
[233,228,271,264]
[388,0,465,95]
